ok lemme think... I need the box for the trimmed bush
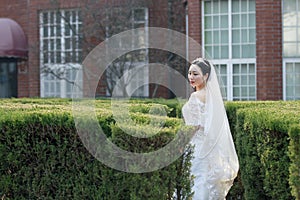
[1,98,300,199]
[0,98,193,199]
[235,104,299,200]
[289,124,300,200]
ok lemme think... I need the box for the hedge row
[0,98,299,199]
[225,101,300,200]
[289,124,300,200]
[0,98,193,199]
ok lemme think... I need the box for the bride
[182,58,239,199]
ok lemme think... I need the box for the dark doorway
[0,58,17,98]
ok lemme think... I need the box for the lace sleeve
[182,94,206,127]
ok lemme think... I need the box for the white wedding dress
[182,93,238,200]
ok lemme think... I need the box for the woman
[182,58,239,199]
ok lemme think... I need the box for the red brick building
[0,0,299,100]
[0,0,186,99]
[187,0,299,100]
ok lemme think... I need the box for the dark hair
[191,58,211,81]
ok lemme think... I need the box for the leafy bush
[1,98,299,200]
[234,104,300,200]
[0,98,193,199]
[289,124,300,200]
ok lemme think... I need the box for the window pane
[233,75,240,84]
[283,0,297,13]
[286,63,294,73]
[233,87,240,96]
[284,43,297,56]
[241,64,247,73]
[43,27,48,37]
[220,0,228,13]
[220,15,228,28]
[241,87,248,96]
[134,9,145,21]
[286,73,294,85]
[249,64,255,73]
[205,31,213,44]
[232,30,240,43]
[213,1,219,13]
[284,27,297,42]
[205,16,212,29]
[296,74,300,84]
[283,12,297,26]
[241,0,248,12]
[241,75,248,85]
[241,29,248,43]
[286,86,294,97]
[232,45,240,58]
[233,64,240,73]
[249,29,255,42]
[249,87,255,96]
[242,44,251,58]
[213,16,219,28]
[232,0,240,13]
[249,13,256,27]
[221,30,229,43]
[205,1,212,14]
[249,0,255,12]
[249,75,255,85]
[214,46,220,58]
[232,14,240,27]
[241,14,248,27]
[214,31,220,44]
[295,63,300,72]
[221,45,229,58]
[205,46,213,57]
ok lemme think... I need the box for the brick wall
[0,0,29,97]
[0,0,185,99]
[187,0,202,61]
[187,0,283,100]
[256,0,283,100]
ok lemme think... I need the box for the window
[283,60,300,100]
[283,0,300,100]
[232,63,256,100]
[39,9,83,98]
[282,0,300,57]
[105,8,149,97]
[203,0,256,100]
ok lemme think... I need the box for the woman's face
[188,64,207,91]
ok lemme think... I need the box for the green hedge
[1,98,300,199]
[233,102,300,200]
[0,99,193,199]
[289,124,300,200]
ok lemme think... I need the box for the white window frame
[202,0,256,101]
[283,58,300,100]
[282,0,300,100]
[39,9,83,98]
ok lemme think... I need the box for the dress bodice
[182,94,206,129]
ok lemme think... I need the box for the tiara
[192,57,210,66]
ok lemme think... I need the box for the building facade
[188,0,300,100]
[0,0,186,99]
[0,0,299,100]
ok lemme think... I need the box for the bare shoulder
[191,90,206,104]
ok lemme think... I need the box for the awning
[0,18,28,59]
